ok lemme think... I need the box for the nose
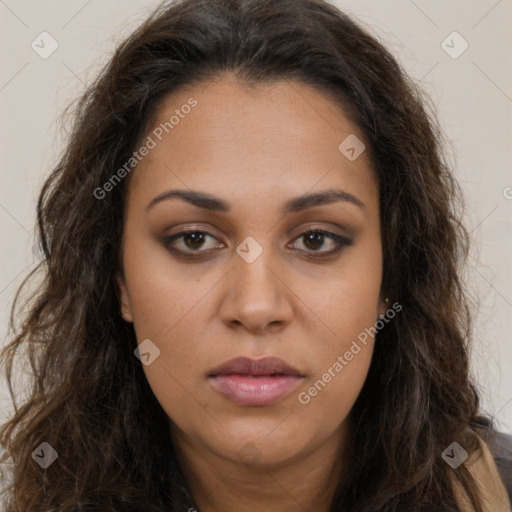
[219,247,294,335]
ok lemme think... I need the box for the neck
[172,424,348,512]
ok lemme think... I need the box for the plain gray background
[0,0,511,432]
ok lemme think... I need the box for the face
[117,75,385,468]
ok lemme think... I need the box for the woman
[1,0,510,510]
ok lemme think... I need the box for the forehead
[128,76,377,212]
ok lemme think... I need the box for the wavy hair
[1,0,492,510]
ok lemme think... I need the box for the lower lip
[209,374,303,406]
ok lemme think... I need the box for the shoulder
[451,431,512,512]
[486,430,512,505]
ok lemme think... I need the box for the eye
[163,230,224,255]
[163,227,352,259]
[290,229,352,256]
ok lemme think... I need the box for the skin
[117,74,386,512]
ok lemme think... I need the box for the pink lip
[208,356,305,406]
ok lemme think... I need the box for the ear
[377,296,389,320]
[116,274,134,323]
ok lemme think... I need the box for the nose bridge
[233,236,280,299]
[220,236,293,331]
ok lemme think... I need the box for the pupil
[304,232,323,250]
[185,232,205,249]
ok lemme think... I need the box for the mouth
[208,356,305,406]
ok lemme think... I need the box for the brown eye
[163,230,224,255]
[292,230,352,256]
[163,228,351,260]
[302,232,325,251]
[183,232,207,250]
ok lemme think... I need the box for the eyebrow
[145,188,365,214]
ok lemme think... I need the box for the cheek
[294,242,381,418]
[296,340,374,432]
[306,243,382,349]
[121,236,217,412]
[121,233,209,338]
[296,283,378,424]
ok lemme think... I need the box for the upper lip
[209,356,304,377]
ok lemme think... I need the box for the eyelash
[162,227,352,259]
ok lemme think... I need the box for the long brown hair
[1,0,492,510]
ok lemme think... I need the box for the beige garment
[451,435,511,512]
